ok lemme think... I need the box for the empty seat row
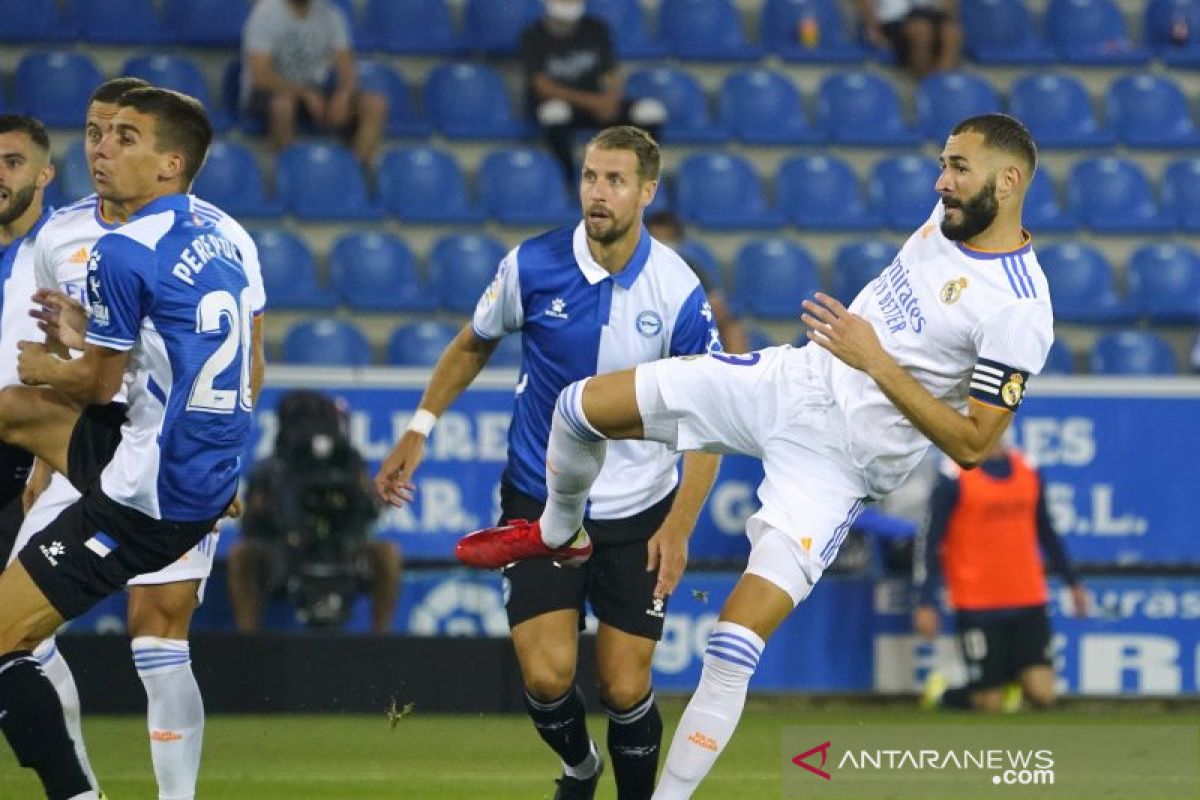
[147,138,1200,233]
[280,317,1193,377]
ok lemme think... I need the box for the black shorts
[956,605,1053,691]
[0,441,33,564]
[18,403,224,619]
[499,484,675,641]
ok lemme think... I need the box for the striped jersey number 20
[188,287,254,414]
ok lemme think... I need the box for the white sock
[540,379,607,547]
[34,637,101,792]
[563,739,601,780]
[132,636,204,800]
[652,622,764,800]
[66,792,99,800]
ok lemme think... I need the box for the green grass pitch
[2,701,1195,798]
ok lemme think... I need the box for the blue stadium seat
[429,234,508,314]
[356,60,432,137]
[588,0,668,57]
[1163,158,1200,232]
[961,0,1054,63]
[1090,331,1177,376]
[1106,74,1200,149]
[676,153,784,230]
[1144,0,1200,66]
[330,232,435,313]
[1023,167,1078,233]
[361,0,461,54]
[14,52,103,128]
[1045,0,1149,64]
[387,323,459,367]
[1041,339,1076,375]
[1126,244,1200,324]
[832,239,898,302]
[378,147,484,223]
[1068,157,1173,234]
[625,69,727,143]
[479,149,576,226]
[192,141,282,219]
[659,0,760,60]
[425,63,528,140]
[488,333,524,367]
[761,0,867,62]
[250,229,332,310]
[0,0,75,42]
[464,0,541,56]
[1038,242,1130,323]
[718,70,824,145]
[1008,74,1115,149]
[915,72,1002,142]
[869,156,941,231]
[816,72,919,146]
[733,238,821,319]
[163,0,248,47]
[777,155,881,231]
[71,0,169,44]
[675,240,724,288]
[276,143,383,221]
[122,55,230,132]
[283,320,372,367]
[57,140,92,204]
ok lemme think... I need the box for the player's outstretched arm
[375,325,500,508]
[802,292,1011,469]
[16,340,128,407]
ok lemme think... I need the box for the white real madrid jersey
[813,203,1054,496]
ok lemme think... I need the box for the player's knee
[596,671,650,711]
[127,587,196,639]
[523,666,575,703]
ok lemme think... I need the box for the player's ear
[36,161,55,191]
[997,162,1022,201]
[640,177,658,210]
[160,150,186,184]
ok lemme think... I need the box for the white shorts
[634,346,869,603]
[10,472,218,603]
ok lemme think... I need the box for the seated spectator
[521,0,667,182]
[241,0,388,165]
[858,0,962,79]
[646,211,750,353]
[228,391,401,633]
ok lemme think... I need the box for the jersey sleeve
[84,234,152,352]
[472,249,523,340]
[970,301,1053,411]
[33,234,55,291]
[669,284,722,356]
[216,217,266,315]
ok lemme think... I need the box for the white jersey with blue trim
[0,207,52,390]
[84,194,254,522]
[474,222,722,519]
[816,202,1053,496]
[34,193,266,318]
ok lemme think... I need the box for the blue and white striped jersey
[473,222,721,519]
[85,194,253,522]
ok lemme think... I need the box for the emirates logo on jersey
[940,276,970,304]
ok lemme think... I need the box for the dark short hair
[587,125,661,182]
[90,76,152,106]
[646,210,684,238]
[116,87,213,185]
[0,114,50,153]
[951,113,1038,175]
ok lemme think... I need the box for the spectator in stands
[229,391,401,633]
[913,440,1088,712]
[521,0,667,183]
[241,0,388,165]
[646,211,750,353]
[858,0,962,79]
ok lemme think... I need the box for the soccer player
[3,78,266,800]
[0,116,55,567]
[0,87,254,800]
[913,439,1088,712]
[375,126,722,799]
[456,114,1053,798]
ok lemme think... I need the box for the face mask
[546,0,585,23]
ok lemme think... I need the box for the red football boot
[455,519,592,569]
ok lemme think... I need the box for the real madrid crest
[940,276,969,304]
[1001,373,1024,407]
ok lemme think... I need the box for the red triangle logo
[792,740,832,780]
